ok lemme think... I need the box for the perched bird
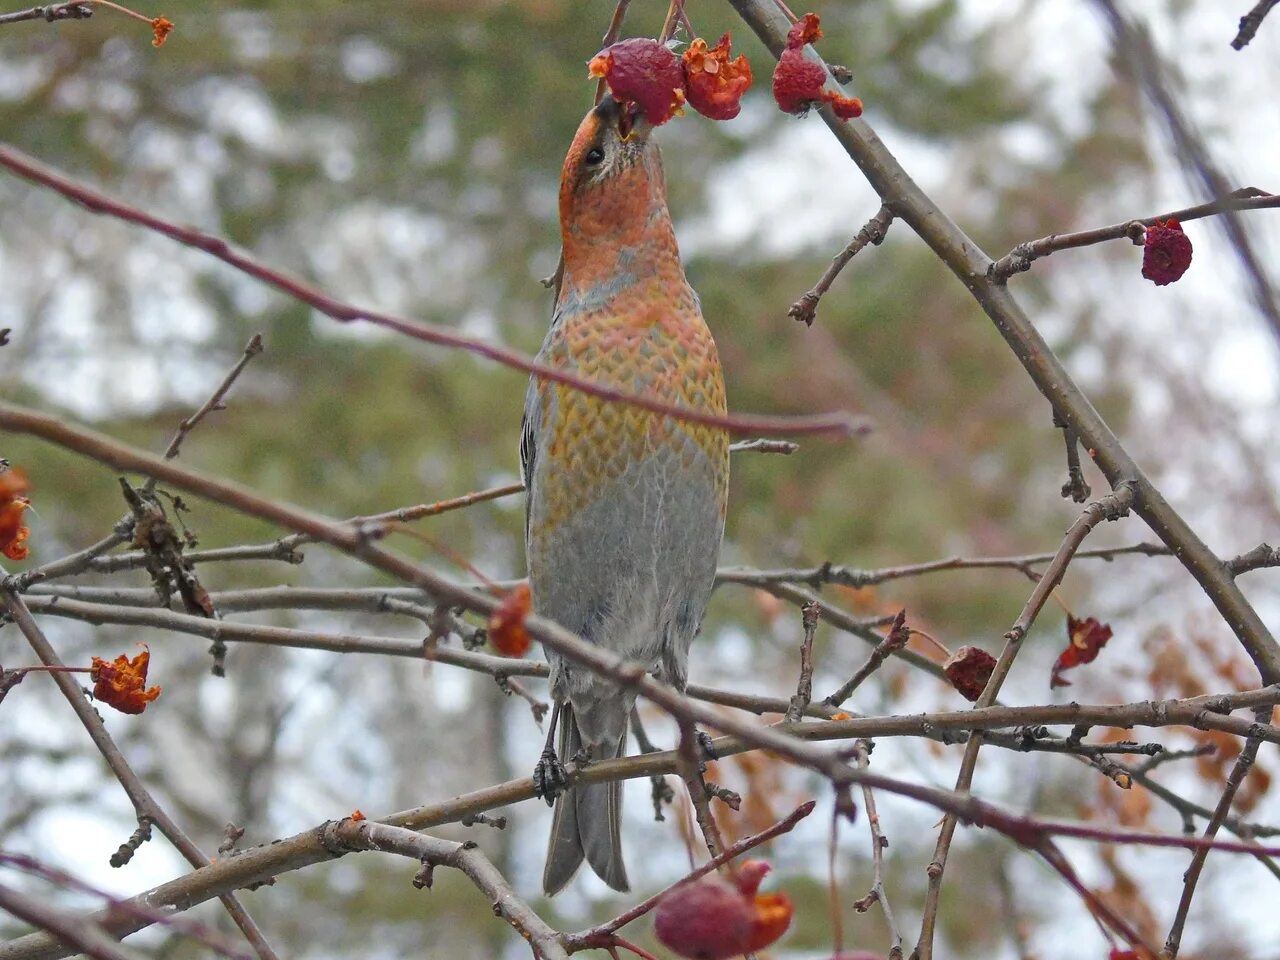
[522,95,730,895]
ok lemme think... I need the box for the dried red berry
[773,48,829,114]
[0,467,31,562]
[771,13,863,119]
[589,38,686,126]
[90,646,161,715]
[1141,219,1192,285]
[655,862,794,959]
[943,645,997,701]
[787,12,824,48]
[654,874,752,960]
[488,583,532,658]
[682,33,753,121]
[1050,615,1113,688]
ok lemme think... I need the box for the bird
[521,94,730,896]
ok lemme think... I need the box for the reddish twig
[0,853,253,960]
[0,144,865,441]
[564,801,815,953]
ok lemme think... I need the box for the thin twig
[323,819,568,960]
[675,720,726,858]
[0,852,252,959]
[146,334,264,496]
[825,610,910,707]
[1055,412,1091,503]
[564,801,816,953]
[850,741,903,959]
[3,519,134,591]
[1164,705,1272,957]
[0,883,148,960]
[1092,1,1280,345]
[988,188,1278,281]
[916,481,1136,959]
[1227,541,1280,576]
[785,600,820,722]
[1232,0,1279,49]
[0,2,91,27]
[16,594,1280,746]
[719,541,1172,592]
[789,205,895,326]
[0,146,865,440]
[0,585,280,960]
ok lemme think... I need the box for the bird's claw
[533,746,569,806]
[696,730,719,761]
[650,774,675,821]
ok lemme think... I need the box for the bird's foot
[532,747,569,806]
[649,774,676,822]
[696,730,719,761]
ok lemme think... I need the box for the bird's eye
[584,146,605,166]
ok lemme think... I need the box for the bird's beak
[595,95,654,144]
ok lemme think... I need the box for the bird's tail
[543,702,629,895]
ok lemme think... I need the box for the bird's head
[558,96,668,250]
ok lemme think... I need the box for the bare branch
[0,585,279,960]
[789,205,895,326]
[0,145,867,440]
[0,2,92,27]
[988,188,1279,281]
[1164,706,1273,957]
[726,0,1280,690]
[850,741,903,959]
[564,801,816,953]
[322,819,569,960]
[825,609,909,708]
[0,883,147,960]
[1232,0,1279,49]
[147,333,264,493]
[784,600,819,722]
[918,481,1135,957]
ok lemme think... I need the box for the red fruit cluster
[654,859,793,959]
[772,13,863,119]
[1141,218,1192,286]
[1050,615,1113,688]
[588,34,752,127]
[0,466,31,562]
[943,645,996,701]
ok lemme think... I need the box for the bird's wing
[519,381,538,540]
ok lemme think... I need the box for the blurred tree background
[2,2,1279,958]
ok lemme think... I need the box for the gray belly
[526,442,724,699]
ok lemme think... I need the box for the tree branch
[724,0,1280,689]
[0,585,279,960]
[988,189,1278,281]
[0,145,866,440]
[1232,0,1279,49]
